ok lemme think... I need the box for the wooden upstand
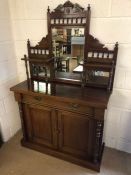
[11,80,110,172]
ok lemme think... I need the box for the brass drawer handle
[72,104,79,108]
[34,96,42,101]
[70,103,79,109]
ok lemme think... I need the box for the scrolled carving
[27,35,50,50]
[55,4,63,12]
[74,3,84,12]
[54,0,84,14]
[36,35,50,49]
[63,0,74,8]
[88,35,108,50]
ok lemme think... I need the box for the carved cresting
[54,0,84,13]
[49,0,89,27]
[37,35,50,49]
[87,35,108,50]
[93,120,104,164]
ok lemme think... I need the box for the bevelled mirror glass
[52,27,85,74]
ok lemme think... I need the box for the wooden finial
[115,42,118,49]
[27,39,30,46]
[47,6,50,13]
[87,4,91,11]
[115,42,118,47]
[23,54,29,82]
[24,54,27,58]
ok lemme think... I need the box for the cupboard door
[23,104,57,149]
[58,110,93,159]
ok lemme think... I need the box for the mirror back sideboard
[11,1,119,172]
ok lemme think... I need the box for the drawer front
[22,94,94,116]
[22,94,45,104]
[60,102,93,116]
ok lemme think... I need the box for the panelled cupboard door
[23,104,57,149]
[57,110,93,160]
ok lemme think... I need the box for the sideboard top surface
[10,80,110,108]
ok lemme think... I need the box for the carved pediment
[88,35,108,50]
[36,35,50,49]
[54,0,84,14]
[63,1,74,8]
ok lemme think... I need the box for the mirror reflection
[52,28,85,73]
[34,81,51,94]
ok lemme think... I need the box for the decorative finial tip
[88,4,91,10]
[27,39,30,46]
[47,6,50,12]
[27,39,30,43]
[115,42,118,47]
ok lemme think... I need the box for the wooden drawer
[22,94,46,105]
[58,101,93,116]
[22,94,94,116]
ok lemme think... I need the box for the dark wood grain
[21,0,118,92]
[10,80,109,108]
[10,0,118,172]
[11,79,108,171]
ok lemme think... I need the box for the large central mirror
[52,27,84,75]
[47,1,90,83]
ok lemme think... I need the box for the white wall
[0,0,21,142]
[8,0,131,153]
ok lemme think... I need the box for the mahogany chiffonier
[10,0,118,172]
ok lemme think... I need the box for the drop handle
[69,103,79,109]
[34,96,42,101]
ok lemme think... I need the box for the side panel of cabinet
[57,110,95,160]
[23,103,57,149]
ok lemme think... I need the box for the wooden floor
[0,131,131,175]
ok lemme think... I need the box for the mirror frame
[47,1,91,84]
[22,0,118,92]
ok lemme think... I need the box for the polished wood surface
[11,80,109,171]
[10,0,118,172]
[11,80,109,108]
[22,1,118,91]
